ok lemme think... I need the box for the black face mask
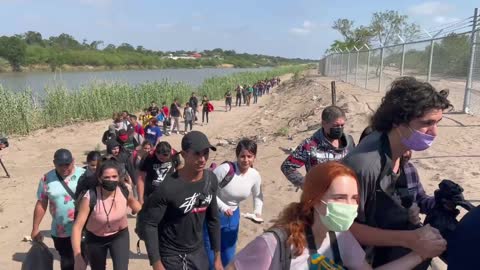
[101,180,118,192]
[328,127,344,140]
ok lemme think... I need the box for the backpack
[209,161,236,189]
[207,102,214,112]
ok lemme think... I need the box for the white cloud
[433,16,459,24]
[289,20,316,35]
[408,1,453,16]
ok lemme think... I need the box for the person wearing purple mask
[342,77,452,269]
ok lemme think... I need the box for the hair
[155,141,172,154]
[235,138,257,157]
[130,114,137,120]
[186,102,190,106]
[150,118,158,125]
[271,162,358,256]
[122,110,129,114]
[96,159,125,184]
[321,106,346,123]
[371,77,452,132]
[151,101,156,104]
[141,140,153,148]
[359,126,374,143]
[86,151,101,162]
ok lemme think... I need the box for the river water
[0,67,272,93]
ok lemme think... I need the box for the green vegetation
[0,32,313,72]
[274,127,290,137]
[0,65,308,135]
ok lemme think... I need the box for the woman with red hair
[227,162,441,270]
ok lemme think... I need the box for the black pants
[235,95,241,106]
[161,248,209,270]
[85,229,130,270]
[202,110,209,123]
[225,99,232,111]
[52,236,74,270]
[253,95,258,104]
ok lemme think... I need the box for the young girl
[201,95,210,125]
[204,139,263,268]
[72,160,141,270]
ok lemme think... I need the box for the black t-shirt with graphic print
[140,170,220,263]
[140,154,180,197]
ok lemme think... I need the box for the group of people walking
[27,75,478,270]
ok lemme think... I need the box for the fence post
[331,81,337,106]
[378,47,384,92]
[365,50,370,89]
[401,43,406,76]
[427,38,435,82]
[346,51,351,82]
[355,47,360,86]
[463,7,479,113]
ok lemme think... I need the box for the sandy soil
[1,70,479,269]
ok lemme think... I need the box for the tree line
[0,31,312,72]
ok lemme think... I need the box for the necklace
[100,188,117,231]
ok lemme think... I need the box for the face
[181,148,209,172]
[0,143,6,150]
[122,112,128,119]
[111,146,120,156]
[100,168,119,183]
[400,109,443,137]
[87,160,98,173]
[130,118,137,125]
[237,149,255,170]
[322,117,346,134]
[315,175,358,216]
[54,161,75,177]
[155,152,171,162]
[143,144,152,153]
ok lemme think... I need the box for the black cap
[181,131,216,152]
[53,148,73,165]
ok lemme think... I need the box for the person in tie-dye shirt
[31,148,85,270]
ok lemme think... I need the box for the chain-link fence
[322,8,480,114]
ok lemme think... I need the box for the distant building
[163,53,201,60]
[191,53,202,59]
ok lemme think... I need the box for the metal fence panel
[470,29,480,114]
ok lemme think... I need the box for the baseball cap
[181,131,216,152]
[53,148,73,165]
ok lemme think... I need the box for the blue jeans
[203,207,240,269]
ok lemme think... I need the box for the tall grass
[0,65,308,135]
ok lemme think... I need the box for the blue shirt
[144,125,162,145]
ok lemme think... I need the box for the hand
[74,255,87,270]
[152,260,166,270]
[214,256,224,270]
[408,203,421,225]
[224,209,234,216]
[407,225,447,259]
[31,228,43,242]
[139,198,144,205]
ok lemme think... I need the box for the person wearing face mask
[71,160,141,270]
[227,162,439,270]
[281,105,355,188]
[342,77,451,269]
[203,139,264,269]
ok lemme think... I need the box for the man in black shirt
[137,141,181,204]
[139,131,222,270]
[189,92,199,124]
[148,101,160,117]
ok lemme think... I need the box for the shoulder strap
[328,231,343,265]
[218,161,236,189]
[267,227,291,270]
[304,226,318,255]
[56,172,75,199]
[203,170,211,195]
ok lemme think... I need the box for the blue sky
[0,0,477,59]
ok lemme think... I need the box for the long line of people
[28,76,475,270]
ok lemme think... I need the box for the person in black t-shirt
[148,101,160,117]
[139,131,222,270]
[137,141,181,204]
[189,92,199,124]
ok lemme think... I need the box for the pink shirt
[84,185,129,237]
[233,230,365,270]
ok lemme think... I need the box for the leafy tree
[117,43,134,51]
[370,10,420,46]
[89,40,104,50]
[0,36,27,71]
[48,33,81,50]
[23,31,43,46]
[103,44,116,51]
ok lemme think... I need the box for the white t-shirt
[233,230,366,270]
[213,162,263,215]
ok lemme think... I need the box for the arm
[212,164,231,213]
[251,174,263,216]
[350,222,414,248]
[206,178,222,268]
[137,170,146,204]
[141,188,168,266]
[127,186,142,214]
[71,197,90,257]
[280,141,308,187]
[32,179,48,240]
